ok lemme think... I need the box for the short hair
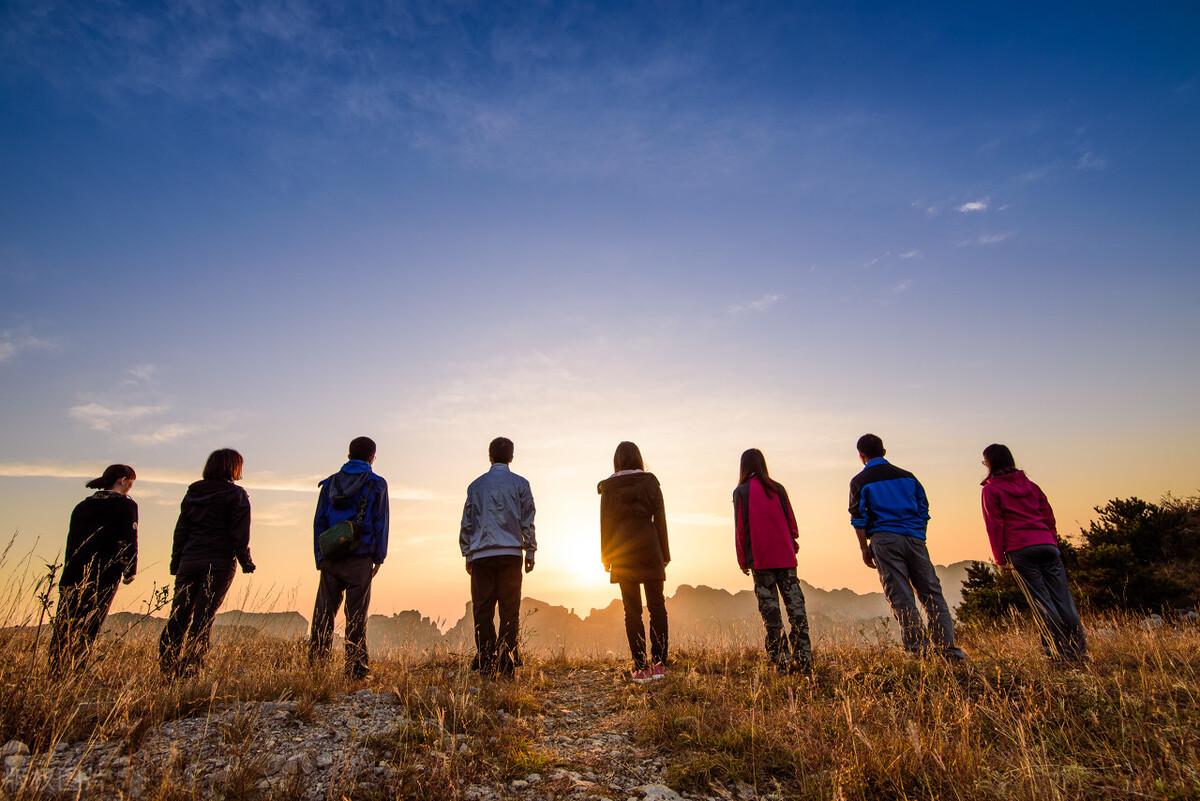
[348,436,377,462]
[86,464,136,490]
[203,448,244,481]
[613,441,645,472]
[856,434,885,459]
[983,443,1016,474]
[489,437,514,464]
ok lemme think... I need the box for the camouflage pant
[753,568,812,668]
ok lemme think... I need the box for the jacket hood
[323,461,376,506]
[597,471,658,494]
[982,469,1037,496]
[183,479,244,504]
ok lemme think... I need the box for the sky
[1,1,1198,627]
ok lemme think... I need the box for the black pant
[619,580,668,670]
[49,575,121,675]
[1008,544,1087,662]
[159,564,235,678]
[470,555,523,675]
[309,555,374,678]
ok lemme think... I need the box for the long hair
[86,464,136,490]
[983,443,1016,476]
[202,448,244,482]
[739,448,777,497]
[613,441,644,473]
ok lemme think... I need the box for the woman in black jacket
[49,464,138,674]
[598,441,670,682]
[159,448,256,678]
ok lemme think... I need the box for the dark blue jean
[1008,544,1087,662]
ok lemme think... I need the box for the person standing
[309,436,390,679]
[460,437,536,678]
[159,448,255,678]
[848,434,965,659]
[49,464,139,675]
[734,449,813,675]
[981,443,1087,662]
[598,441,670,683]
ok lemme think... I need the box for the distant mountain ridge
[92,562,974,656]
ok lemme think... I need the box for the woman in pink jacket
[981,443,1086,662]
[734,449,812,674]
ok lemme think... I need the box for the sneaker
[630,667,654,684]
[650,663,667,680]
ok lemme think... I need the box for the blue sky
[1,1,1198,622]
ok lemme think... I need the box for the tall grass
[2,542,1198,800]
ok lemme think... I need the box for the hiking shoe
[630,667,654,684]
[650,663,667,680]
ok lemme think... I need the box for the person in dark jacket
[981,443,1087,662]
[159,448,255,678]
[849,434,965,659]
[460,437,536,678]
[734,449,812,674]
[309,436,389,679]
[49,464,139,675]
[598,441,670,683]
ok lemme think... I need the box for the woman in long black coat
[49,464,138,674]
[598,441,670,682]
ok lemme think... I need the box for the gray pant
[870,532,965,658]
[309,555,374,677]
[1008,544,1087,662]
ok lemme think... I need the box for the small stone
[638,784,684,801]
[525,773,542,783]
[0,742,28,758]
[511,779,528,789]
[316,752,333,768]
[3,754,29,772]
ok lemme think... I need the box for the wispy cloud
[120,364,158,386]
[892,279,913,294]
[68,402,168,433]
[1075,151,1108,171]
[728,293,782,314]
[0,331,54,364]
[959,231,1016,246]
[0,461,435,502]
[957,198,990,213]
[898,250,921,260]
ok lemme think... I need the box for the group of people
[48,432,1087,683]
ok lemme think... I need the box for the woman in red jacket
[981,443,1086,662]
[734,449,812,674]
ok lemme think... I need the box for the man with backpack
[309,436,389,679]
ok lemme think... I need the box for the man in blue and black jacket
[309,436,389,678]
[849,434,965,659]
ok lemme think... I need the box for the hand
[793,541,800,554]
[741,567,750,576]
[861,546,876,570]
[242,561,256,574]
[122,574,135,585]
[465,559,473,575]
[371,563,382,578]
[525,558,535,574]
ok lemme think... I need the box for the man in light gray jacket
[460,437,537,677]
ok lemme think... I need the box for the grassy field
[0,614,1197,800]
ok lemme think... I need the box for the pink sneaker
[650,663,667,680]
[630,667,654,684]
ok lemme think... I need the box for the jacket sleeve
[599,488,611,568]
[733,488,751,570]
[459,487,476,558]
[849,480,868,530]
[120,500,139,579]
[914,478,931,522]
[981,486,1006,565]
[1037,485,1057,534]
[652,482,670,565]
[313,483,329,567]
[231,490,253,571]
[373,478,390,564]
[519,481,537,556]
[170,501,189,576]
